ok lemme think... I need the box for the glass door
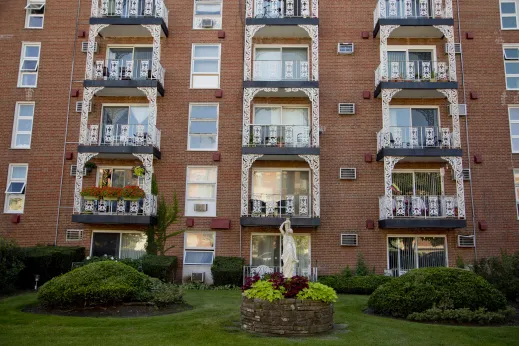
[251,234,311,274]
[389,108,439,147]
[133,47,153,79]
[92,233,119,257]
[107,48,133,79]
[388,236,446,276]
[281,48,308,80]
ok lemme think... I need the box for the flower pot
[123,197,142,201]
[82,196,98,201]
[103,197,119,201]
[85,167,93,174]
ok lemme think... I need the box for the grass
[0,291,518,346]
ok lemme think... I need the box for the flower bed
[240,273,336,336]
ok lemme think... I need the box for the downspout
[54,0,81,245]
[455,0,478,260]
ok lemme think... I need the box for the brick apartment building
[1,0,519,283]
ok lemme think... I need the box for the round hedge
[368,267,507,318]
[38,261,152,308]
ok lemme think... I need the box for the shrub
[18,246,85,289]
[318,275,392,295]
[149,278,184,307]
[473,251,519,302]
[284,275,309,298]
[180,282,240,290]
[243,280,285,302]
[407,306,516,325]
[296,282,338,303]
[368,267,508,318]
[141,255,177,282]
[0,237,25,293]
[211,256,244,286]
[355,253,373,276]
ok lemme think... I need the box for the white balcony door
[102,106,148,144]
[388,236,447,276]
[251,234,311,275]
[97,167,143,188]
[388,49,433,80]
[254,47,308,81]
[253,106,309,146]
[389,108,439,146]
[107,47,152,80]
[392,171,443,196]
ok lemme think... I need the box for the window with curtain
[253,106,310,146]
[184,232,215,265]
[251,234,311,274]
[388,236,446,276]
[97,167,142,188]
[392,171,443,196]
[102,105,149,144]
[387,49,434,80]
[254,47,308,81]
[91,232,146,259]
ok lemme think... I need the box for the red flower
[80,186,101,198]
[120,185,145,199]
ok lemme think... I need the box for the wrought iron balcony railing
[374,0,453,27]
[249,193,311,217]
[377,126,456,151]
[375,60,453,86]
[379,195,461,220]
[87,124,161,150]
[77,195,157,216]
[248,125,313,148]
[251,0,318,19]
[243,265,318,282]
[91,0,169,26]
[253,60,310,81]
[92,59,165,86]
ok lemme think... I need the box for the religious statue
[279,218,298,278]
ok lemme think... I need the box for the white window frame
[509,106,519,153]
[183,231,216,265]
[514,170,519,219]
[392,169,445,195]
[190,44,221,89]
[387,45,438,60]
[193,0,223,30]
[90,230,146,259]
[388,105,441,127]
[185,166,218,217]
[4,164,28,214]
[253,44,310,81]
[500,0,519,30]
[11,102,35,149]
[252,104,310,125]
[187,103,219,151]
[25,0,45,29]
[18,42,41,88]
[504,45,519,90]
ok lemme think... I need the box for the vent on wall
[76,101,92,113]
[339,168,357,180]
[66,229,83,241]
[452,169,471,181]
[444,43,462,54]
[81,42,98,53]
[449,104,467,116]
[70,165,86,176]
[457,235,475,248]
[337,43,354,55]
[338,103,355,115]
[191,272,205,282]
[340,234,358,246]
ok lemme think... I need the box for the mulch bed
[23,302,193,318]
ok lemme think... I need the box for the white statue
[279,218,298,278]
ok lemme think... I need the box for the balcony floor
[84,80,164,97]
[375,81,458,99]
[89,17,168,37]
[78,145,161,160]
[246,18,318,38]
[243,147,319,156]
[241,216,320,228]
[72,214,157,225]
[374,18,454,38]
[377,148,462,162]
[378,218,466,229]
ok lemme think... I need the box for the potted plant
[80,186,101,201]
[99,186,121,201]
[121,185,145,201]
[85,161,97,174]
[133,165,145,177]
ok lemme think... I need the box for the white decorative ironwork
[298,25,319,81]
[251,265,274,277]
[301,0,310,17]
[394,127,402,148]
[434,0,443,17]
[285,126,294,145]
[244,25,265,81]
[405,0,413,17]
[74,153,98,213]
[98,200,108,212]
[379,25,400,82]
[438,89,461,148]
[109,60,119,79]
[241,154,263,216]
[442,156,465,219]
[129,0,138,16]
[389,0,397,17]
[412,196,423,216]
[125,60,134,79]
[89,125,99,145]
[84,200,95,213]
[129,201,139,214]
[299,195,309,216]
[419,0,429,17]
[395,196,405,216]
[79,87,104,145]
[444,197,455,217]
[95,60,104,79]
[422,61,431,79]
[141,25,162,84]
[115,0,123,15]
[99,0,109,16]
[425,127,435,146]
[434,25,457,82]
[285,61,294,79]
[286,0,295,16]
[120,125,129,145]
[137,87,158,148]
[286,195,295,214]
[242,88,278,146]
[104,125,114,144]
[441,128,451,148]
[299,155,320,217]
[133,153,154,215]
[266,196,276,216]
[117,200,125,213]
[85,24,109,80]
[285,88,319,147]
[135,125,145,145]
[268,126,278,145]
[252,199,262,215]
[383,156,404,218]
[437,62,447,80]
[252,125,262,145]
[406,62,415,80]
[410,127,418,147]
[429,196,439,216]
[391,62,400,80]
[445,0,453,18]
[144,0,153,16]
[300,61,309,79]
[381,89,401,131]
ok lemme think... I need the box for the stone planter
[240,296,334,336]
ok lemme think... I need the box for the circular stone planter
[240,296,334,336]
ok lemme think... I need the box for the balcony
[379,195,466,229]
[246,0,319,30]
[244,59,318,89]
[377,126,461,161]
[243,124,319,155]
[90,0,169,37]
[72,196,157,225]
[375,60,457,98]
[78,124,161,159]
[373,0,454,38]
[84,59,165,96]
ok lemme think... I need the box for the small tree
[355,253,372,277]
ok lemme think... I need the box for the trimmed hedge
[407,306,516,325]
[211,256,244,286]
[0,237,25,293]
[18,246,85,289]
[368,267,508,318]
[141,255,177,282]
[473,251,519,302]
[318,275,392,295]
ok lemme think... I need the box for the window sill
[17,86,37,89]
[24,27,44,30]
[184,214,217,218]
[4,211,23,215]
[10,147,31,150]
[187,149,218,152]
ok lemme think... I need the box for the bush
[149,278,184,307]
[368,267,508,318]
[211,256,244,286]
[318,275,392,295]
[473,251,519,302]
[407,306,516,325]
[296,282,338,303]
[38,261,152,308]
[243,280,285,302]
[141,255,177,282]
[18,246,85,289]
[0,237,25,293]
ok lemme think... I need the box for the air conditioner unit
[339,168,357,180]
[66,229,84,241]
[201,18,214,28]
[458,235,475,248]
[76,101,92,113]
[191,272,205,283]
[340,234,358,246]
[338,103,355,115]
[81,41,98,53]
[194,203,208,212]
[70,165,86,176]
[337,43,354,55]
[452,168,471,181]
[449,104,467,116]
[444,43,462,54]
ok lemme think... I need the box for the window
[25,0,45,29]
[184,232,215,265]
[96,166,144,188]
[191,44,221,89]
[91,231,146,259]
[388,236,447,276]
[18,43,41,88]
[504,46,519,89]
[185,167,217,216]
[188,104,218,151]
[193,0,222,29]
[254,46,309,81]
[514,170,519,218]
[389,107,440,147]
[387,46,436,80]
[392,170,443,196]
[105,46,153,80]
[252,105,310,147]
[501,1,519,29]
[100,105,149,145]
[4,164,28,214]
[12,102,34,149]
[509,107,519,152]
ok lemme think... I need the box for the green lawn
[0,291,518,346]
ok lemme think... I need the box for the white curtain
[255,49,282,80]
[120,233,147,259]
